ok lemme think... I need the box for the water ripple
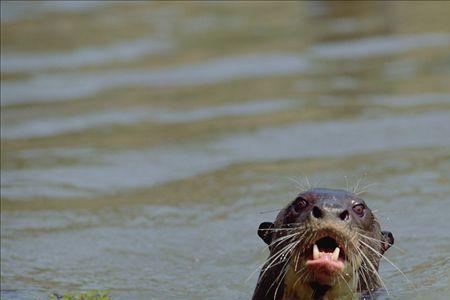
[3,111,449,199]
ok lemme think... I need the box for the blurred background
[1,1,450,299]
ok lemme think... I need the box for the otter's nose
[311,205,350,221]
[312,206,324,219]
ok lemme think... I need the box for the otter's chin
[304,236,347,284]
[306,255,345,284]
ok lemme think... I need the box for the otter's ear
[381,231,394,254]
[258,222,274,245]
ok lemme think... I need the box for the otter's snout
[311,204,350,222]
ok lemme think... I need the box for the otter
[252,188,394,300]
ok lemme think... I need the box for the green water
[1,2,450,299]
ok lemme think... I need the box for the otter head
[253,188,394,300]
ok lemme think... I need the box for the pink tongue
[306,251,344,272]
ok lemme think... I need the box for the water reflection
[1,39,173,73]
[310,34,450,59]
[0,1,111,22]
[3,111,449,199]
[1,2,450,300]
[2,99,296,139]
[307,1,394,42]
[2,54,310,104]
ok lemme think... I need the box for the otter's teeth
[313,244,319,260]
[332,247,340,261]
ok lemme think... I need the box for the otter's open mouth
[305,236,346,282]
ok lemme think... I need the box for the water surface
[1,2,450,300]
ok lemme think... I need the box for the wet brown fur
[252,188,394,300]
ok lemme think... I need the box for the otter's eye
[295,197,308,211]
[352,204,365,217]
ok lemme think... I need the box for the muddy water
[1,2,450,300]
